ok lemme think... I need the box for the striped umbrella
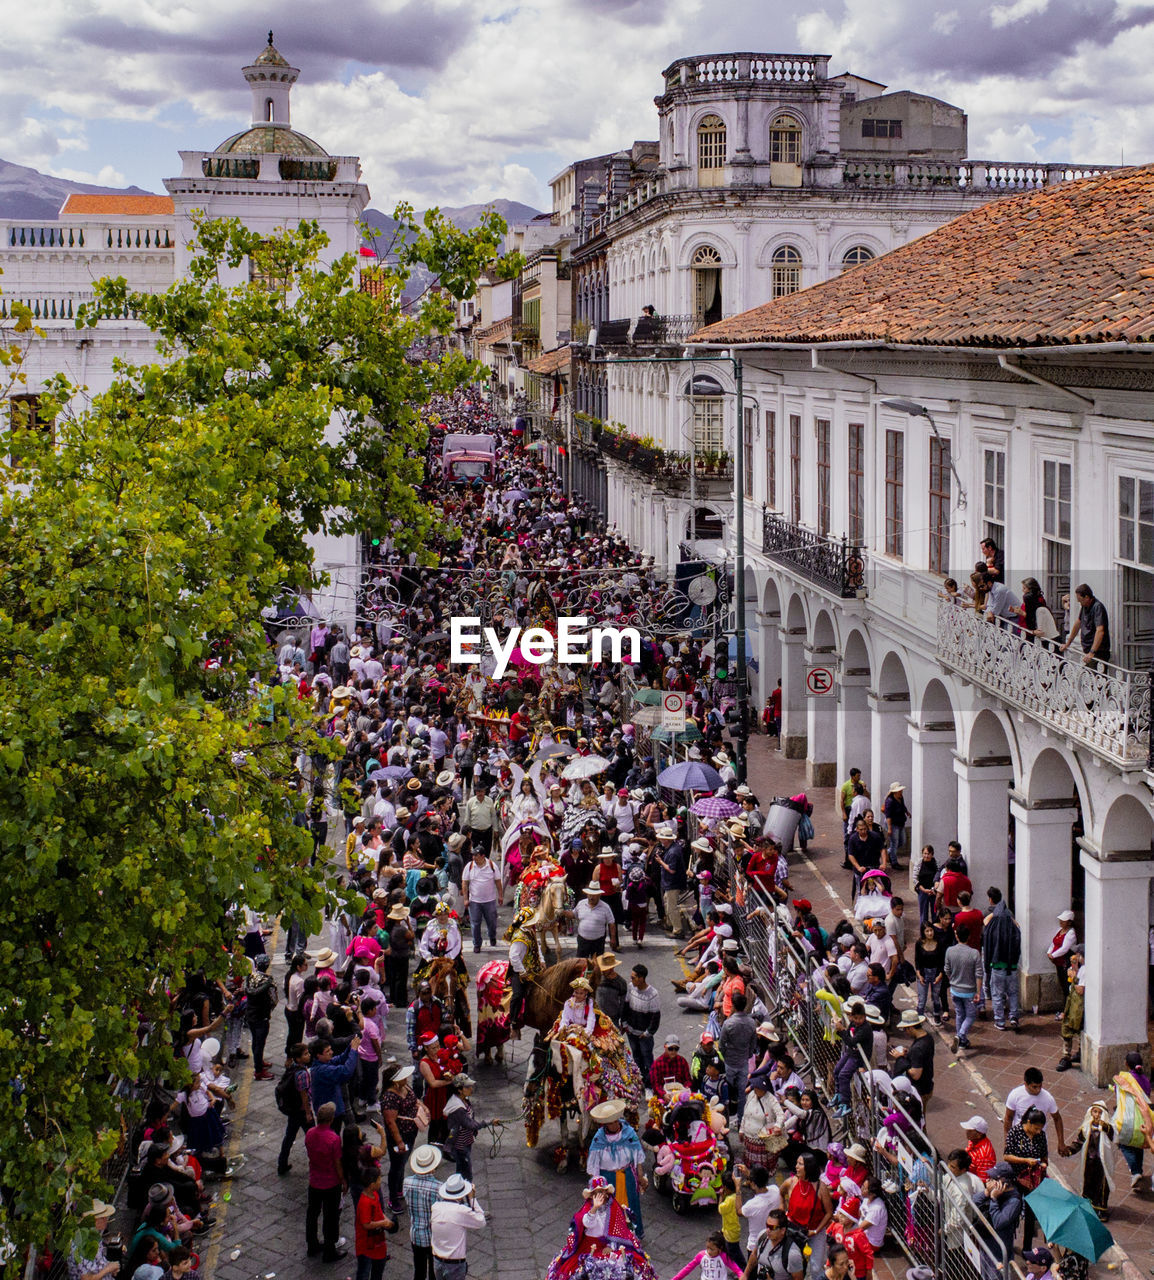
[691,795,741,819]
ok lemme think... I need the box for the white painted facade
[577,53,1116,572]
[1,38,371,625]
[687,342,1154,1083]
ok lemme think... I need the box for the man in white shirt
[738,1165,780,1253]
[1003,1068,1067,1153]
[430,1175,486,1280]
[362,654,384,684]
[866,920,898,983]
[574,887,618,959]
[461,847,502,953]
[845,942,870,995]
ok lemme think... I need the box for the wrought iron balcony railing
[761,512,865,597]
[937,599,1151,767]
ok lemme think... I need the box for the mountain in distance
[0,156,154,222]
[361,199,545,248]
[0,156,543,236]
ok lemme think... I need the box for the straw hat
[589,1099,626,1124]
[388,904,410,921]
[888,782,905,794]
[436,770,455,787]
[897,1010,926,1028]
[312,948,338,968]
[85,1199,116,1219]
[845,1143,870,1163]
[409,1144,443,1175]
[447,833,467,852]
[439,1174,473,1201]
[595,953,620,972]
[395,806,412,821]
[406,777,423,792]
[691,838,712,853]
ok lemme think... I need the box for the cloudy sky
[3,0,1154,211]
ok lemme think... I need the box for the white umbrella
[561,754,612,781]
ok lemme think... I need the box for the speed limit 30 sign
[662,690,687,729]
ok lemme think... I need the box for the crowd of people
[940,537,1112,669]
[67,392,1154,1280]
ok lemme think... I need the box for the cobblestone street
[199,732,1150,1280]
[205,923,723,1280]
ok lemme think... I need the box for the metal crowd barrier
[723,839,1021,1280]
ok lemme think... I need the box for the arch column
[907,726,958,871]
[836,673,870,792]
[1009,797,1078,1013]
[953,760,1012,894]
[1079,851,1154,1083]
[868,695,912,810]
[805,646,838,787]
[779,630,808,759]
[754,607,780,713]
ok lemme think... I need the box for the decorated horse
[511,851,570,962]
[421,954,473,1039]
[521,964,644,1169]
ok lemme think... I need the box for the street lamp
[881,397,968,509]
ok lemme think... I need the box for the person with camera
[429,1174,486,1280]
[742,1209,805,1280]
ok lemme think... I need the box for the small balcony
[762,512,865,598]
[937,600,1151,768]
[594,314,697,348]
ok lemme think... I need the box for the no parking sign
[805,665,835,697]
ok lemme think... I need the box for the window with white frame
[848,422,865,545]
[697,114,726,187]
[743,406,755,498]
[688,374,725,457]
[789,413,801,524]
[815,418,831,536]
[766,410,777,508]
[929,437,951,575]
[983,447,1006,547]
[842,246,875,269]
[885,429,904,557]
[692,245,723,327]
[1042,459,1072,632]
[1117,475,1154,670]
[771,245,802,298]
[769,114,803,164]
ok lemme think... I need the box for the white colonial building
[686,164,1154,1082]
[563,52,1115,570]
[1,36,370,619]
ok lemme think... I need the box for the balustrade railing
[2,222,173,250]
[761,512,864,597]
[937,599,1151,766]
[664,52,829,87]
[842,159,1119,192]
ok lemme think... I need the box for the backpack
[275,1065,304,1116]
[754,1227,809,1280]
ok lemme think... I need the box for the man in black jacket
[983,887,1022,1031]
[846,817,887,897]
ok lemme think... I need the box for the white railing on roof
[2,222,174,251]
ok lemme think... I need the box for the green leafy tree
[0,208,504,1255]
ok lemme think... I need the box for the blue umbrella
[377,765,413,781]
[657,760,723,791]
[1025,1181,1115,1261]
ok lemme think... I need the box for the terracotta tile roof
[524,347,571,375]
[475,316,513,347]
[692,165,1154,349]
[59,194,174,218]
